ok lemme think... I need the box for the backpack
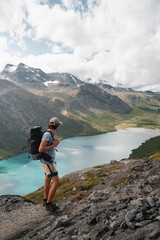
[28,126,53,161]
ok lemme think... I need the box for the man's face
[55,125,60,131]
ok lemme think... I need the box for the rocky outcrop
[1,158,160,240]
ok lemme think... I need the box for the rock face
[1,159,160,240]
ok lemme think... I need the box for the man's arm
[39,139,59,153]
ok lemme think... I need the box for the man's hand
[39,139,60,152]
[53,139,59,147]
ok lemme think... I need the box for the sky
[0,0,160,91]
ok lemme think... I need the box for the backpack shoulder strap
[45,130,55,141]
[45,130,58,152]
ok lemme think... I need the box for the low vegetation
[148,153,160,162]
[24,163,124,204]
[97,163,124,175]
[71,192,88,202]
[111,176,127,186]
[24,172,102,204]
[129,135,160,159]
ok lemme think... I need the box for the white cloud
[0,36,8,53]
[0,0,160,91]
[0,0,27,33]
[51,45,63,54]
[61,0,75,9]
[0,0,32,50]
[61,0,85,11]
[26,2,84,48]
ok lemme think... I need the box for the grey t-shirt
[40,131,56,164]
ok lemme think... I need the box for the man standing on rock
[39,117,62,211]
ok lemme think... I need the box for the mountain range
[0,63,160,160]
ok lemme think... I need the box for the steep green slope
[129,135,160,159]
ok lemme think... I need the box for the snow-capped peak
[4,64,17,72]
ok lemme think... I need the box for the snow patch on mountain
[70,74,78,84]
[44,80,60,86]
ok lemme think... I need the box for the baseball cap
[49,117,63,125]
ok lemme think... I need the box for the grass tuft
[71,192,88,202]
[148,153,160,162]
[97,164,124,175]
[111,176,127,186]
[93,164,105,169]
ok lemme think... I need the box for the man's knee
[52,177,60,187]
[55,179,61,187]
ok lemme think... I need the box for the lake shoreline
[1,128,115,161]
[1,127,160,196]
[2,124,159,161]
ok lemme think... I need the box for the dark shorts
[41,162,58,179]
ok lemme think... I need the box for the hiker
[38,117,62,210]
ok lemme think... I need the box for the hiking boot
[45,202,59,212]
[43,199,47,206]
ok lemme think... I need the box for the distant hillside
[0,79,56,159]
[105,91,160,129]
[0,79,108,159]
[75,84,131,113]
[129,135,160,159]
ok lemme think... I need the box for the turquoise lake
[0,128,160,196]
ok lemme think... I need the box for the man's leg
[41,162,60,204]
[47,175,60,203]
[44,175,51,200]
